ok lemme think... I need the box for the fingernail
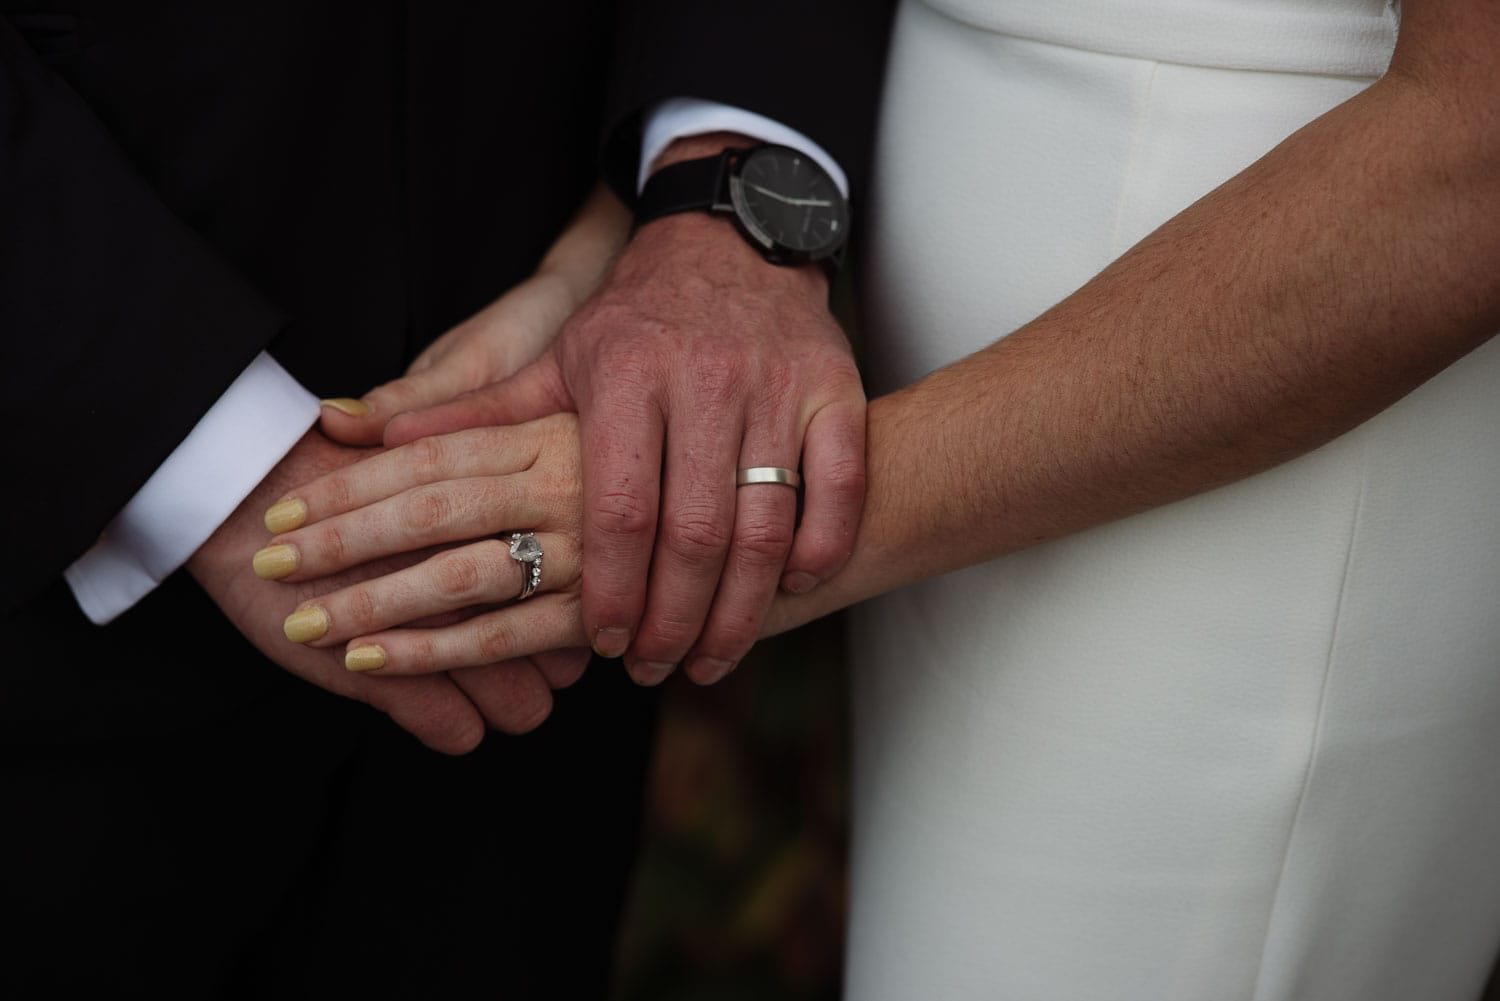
[321,397,371,417]
[345,645,387,672]
[593,627,630,659]
[282,606,329,643]
[252,544,299,580]
[264,498,308,534]
[631,661,675,686]
[782,571,820,594]
[691,658,736,685]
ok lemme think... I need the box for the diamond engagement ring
[736,466,801,489]
[509,532,543,600]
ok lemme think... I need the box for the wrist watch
[633,144,850,269]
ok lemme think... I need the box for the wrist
[650,131,757,174]
[625,210,829,301]
[537,185,632,305]
[637,140,848,280]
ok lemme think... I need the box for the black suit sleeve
[600,0,898,205]
[0,16,284,612]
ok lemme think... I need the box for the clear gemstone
[510,534,542,562]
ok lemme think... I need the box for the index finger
[262,427,542,534]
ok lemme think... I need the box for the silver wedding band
[509,532,543,600]
[736,466,801,489]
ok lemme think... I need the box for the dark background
[613,614,850,1001]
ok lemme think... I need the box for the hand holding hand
[318,184,629,446]
[252,415,590,720]
[386,137,867,689]
[187,430,486,754]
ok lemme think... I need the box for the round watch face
[728,145,849,264]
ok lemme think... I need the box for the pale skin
[269,0,1499,698]
[258,418,592,677]
[238,160,858,743]
[189,431,489,755]
[329,134,866,688]
[195,427,612,751]
[192,190,635,753]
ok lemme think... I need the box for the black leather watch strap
[632,144,846,279]
[633,150,738,228]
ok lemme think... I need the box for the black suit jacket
[0,1,892,994]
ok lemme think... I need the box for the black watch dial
[728,145,849,265]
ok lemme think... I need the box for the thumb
[383,352,571,447]
[319,349,501,446]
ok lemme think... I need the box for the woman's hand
[252,414,592,728]
[318,185,629,445]
[191,430,489,754]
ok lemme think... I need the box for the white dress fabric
[848,1,1500,998]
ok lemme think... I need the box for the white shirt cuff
[638,97,849,197]
[65,352,320,624]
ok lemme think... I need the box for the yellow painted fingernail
[252,544,299,580]
[321,397,371,417]
[283,606,329,643]
[345,645,387,672]
[264,498,308,534]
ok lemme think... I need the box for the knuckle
[342,586,379,630]
[402,486,453,534]
[795,528,852,575]
[433,550,484,601]
[686,350,747,405]
[733,520,795,565]
[649,600,713,641]
[407,435,447,473]
[475,618,519,662]
[537,458,582,501]
[405,633,439,670]
[320,474,354,515]
[814,354,862,394]
[318,523,348,566]
[663,513,731,564]
[821,456,868,505]
[591,491,655,539]
[595,338,661,388]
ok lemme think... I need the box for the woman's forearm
[536,183,632,306]
[766,0,1500,635]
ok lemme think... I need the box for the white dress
[849,1,1500,998]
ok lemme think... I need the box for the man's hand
[318,185,629,447]
[385,135,867,688]
[317,269,575,446]
[187,430,488,754]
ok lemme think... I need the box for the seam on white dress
[1246,462,1369,1001]
[1108,60,1160,259]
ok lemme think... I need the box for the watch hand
[745,182,833,208]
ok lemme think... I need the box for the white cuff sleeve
[638,97,849,197]
[65,352,321,625]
